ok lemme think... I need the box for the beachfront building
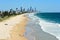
[0,7,37,18]
[15,8,20,14]
[26,7,36,13]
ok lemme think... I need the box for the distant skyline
[0,0,60,12]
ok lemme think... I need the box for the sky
[0,0,60,12]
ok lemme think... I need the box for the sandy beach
[0,14,28,40]
[0,13,58,40]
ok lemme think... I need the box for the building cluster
[0,7,37,18]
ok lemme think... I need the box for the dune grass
[0,15,17,22]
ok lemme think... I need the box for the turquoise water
[36,13,60,40]
[36,13,60,23]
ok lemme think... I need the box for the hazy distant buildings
[0,7,37,18]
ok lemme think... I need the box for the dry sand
[0,14,28,40]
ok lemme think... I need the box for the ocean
[35,13,60,40]
[25,13,58,40]
[36,12,60,23]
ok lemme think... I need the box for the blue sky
[0,0,60,12]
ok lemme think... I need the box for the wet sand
[24,13,58,40]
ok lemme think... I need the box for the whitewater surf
[25,13,58,40]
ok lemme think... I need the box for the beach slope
[0,14,28,40]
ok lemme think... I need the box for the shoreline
[25,13,58,40]
[0,13,58,40]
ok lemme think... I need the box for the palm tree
[1,11,4,18]
[1,11,9,18]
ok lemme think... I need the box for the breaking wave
[35,13,60,40]
[27,13,60,40]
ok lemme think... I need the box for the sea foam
[26,13,59,40]
[38,16,60,40]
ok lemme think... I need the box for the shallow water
[24,13,58,40]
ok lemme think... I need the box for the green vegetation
[0,15,16,22]
[0,7,37,22]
